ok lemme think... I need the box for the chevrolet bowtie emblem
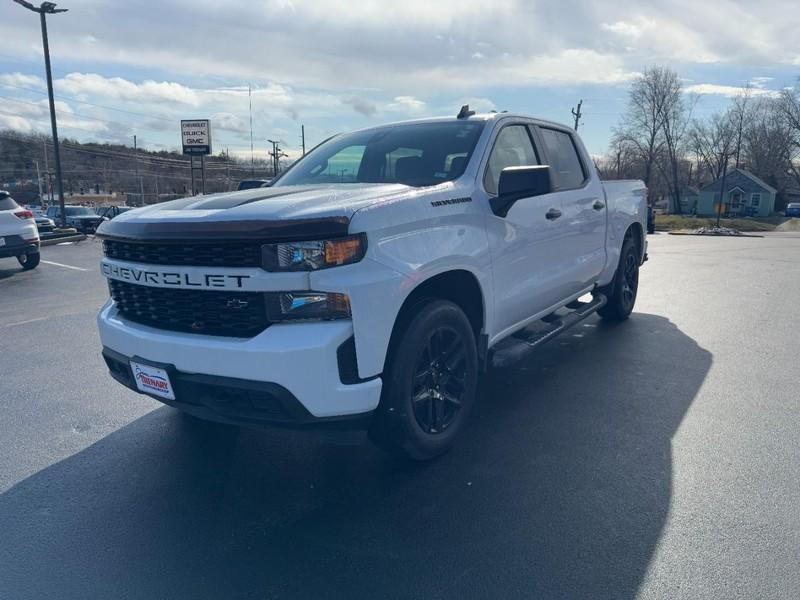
[226,298,249,309]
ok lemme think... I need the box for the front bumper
[73,218,104,232]
[97,301,382,425]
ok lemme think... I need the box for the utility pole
[226,146,230,190]
[14,0,68,226]
[268,139,288,177]
[133,134,141,206]
[34,160,43,201]
[301,125,306,156]
[42,139,54,204]
[716,155,730,229]
[571,99,583,131]
[249,83,255,176]
[154,173,159,203]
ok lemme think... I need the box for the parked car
[785,202,800,218]
[0,191,40,270]
[46,205,106,233]
[97,109,647,460]
[96,205,134,220]
[28,209,56,234]
[237,179,271,191]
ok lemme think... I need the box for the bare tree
[613,66,675,204]
[730,86,753,169]
[779,84,800,192]
[743,98,795,202]
[658,72,695,214]
[689,111,736,181]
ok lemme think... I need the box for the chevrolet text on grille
[101,262,250,288]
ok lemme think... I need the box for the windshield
[274,120,486,187]
[65,206,96,216]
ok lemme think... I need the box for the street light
[13,0,68,227]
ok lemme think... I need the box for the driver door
[483,123,571,336]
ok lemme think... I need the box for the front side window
[483,125,539,195]
[751,193,761,207]
[539,128,586,190]
[274,121,485,188]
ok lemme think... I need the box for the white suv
[0,192,40,270]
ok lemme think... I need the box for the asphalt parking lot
[1,232,799,599]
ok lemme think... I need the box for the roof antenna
[457,104,475,119]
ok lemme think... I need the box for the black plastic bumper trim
[0,236,39,258]
[101,346,374,431]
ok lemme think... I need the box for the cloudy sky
[1,0,799,158]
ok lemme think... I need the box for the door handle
[545,208,562,220]
[593,200,606,211]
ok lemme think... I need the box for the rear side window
[539,128,586,190]
[0,194,19,211]
[483,125,539,195]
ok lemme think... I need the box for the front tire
[18,251,40,270]
[598,235,640,321]
[369,300,478,460]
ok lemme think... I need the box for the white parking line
[41,260,90,272]
[0,316,48,329]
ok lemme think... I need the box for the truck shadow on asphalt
[0,313,711,600]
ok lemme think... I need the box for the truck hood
[97,183,412,241]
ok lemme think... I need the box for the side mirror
[491,165,553,217]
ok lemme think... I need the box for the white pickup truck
[97,108,647,459]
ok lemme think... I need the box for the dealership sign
[181,119,212,155]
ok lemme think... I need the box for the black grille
[109,279,269,337]
[103,239,262,268]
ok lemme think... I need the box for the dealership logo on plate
[134,366,172,396]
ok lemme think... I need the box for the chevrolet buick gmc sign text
[181,119,211,155]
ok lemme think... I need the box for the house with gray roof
[697,169,777,217]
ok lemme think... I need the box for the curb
[40,234,88,246]
[667,231,764,238]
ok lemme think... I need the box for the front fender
[311,219,492,379]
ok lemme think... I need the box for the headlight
[262,234,366,271]
[266,292,351,321]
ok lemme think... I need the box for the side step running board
[490,293,607,368]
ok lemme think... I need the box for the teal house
[697,169,776,217]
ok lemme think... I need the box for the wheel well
[393,270,485,339]
[626,222,644,260]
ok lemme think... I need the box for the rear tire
[18,251,40,270]
[369,299,478,461]
[598,235,640,321]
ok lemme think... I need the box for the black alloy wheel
[369,299,479,460]
[620,249,639,312]
[411,326,468,434]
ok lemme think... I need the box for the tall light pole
[13,1,68,226]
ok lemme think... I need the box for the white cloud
[386,96,426,113]
[749,77,774,89]
[0,114,35,133]
[601,19,654,40]
[684,83,781,98]
[0,72,44,90]
[56,73,201,106]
